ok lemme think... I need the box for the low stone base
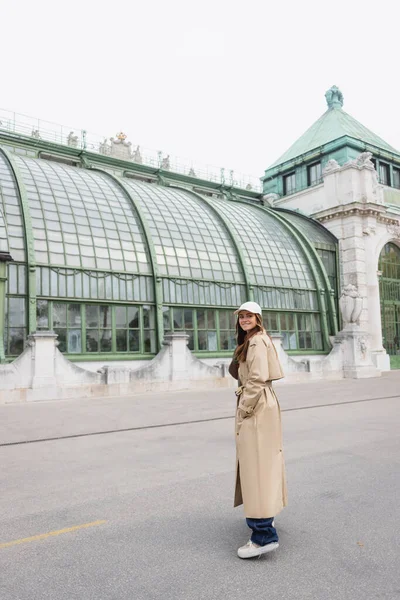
[371,351,391,372]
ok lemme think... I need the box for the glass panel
[207,310,216,329]
[100,305,111,328]
[207,331,217,351]
[8,264,18,294]
[86,305,99,327]
[115,306,127,327]
[220,330,236,350]
[173,308,184,329]
[187,331,194,351]
[198,330,207,350]
[68,329,82,353]
[36,300,49,329]
[197,309,206,329]
[86,330,99,352]
[100,330,112,352]
[128,306,139,328]
[143,305,155,329]
[8,297,25,326]
[162,307,171,331]
[9,328,25,355]
[184,309,193,329]
[55,328,66,352]
[116,329,128,352]
[143,330,156,353]
[219,311,229,330]
[68,304,81,327]
[129,329,140,352]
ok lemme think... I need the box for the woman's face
[238,311,257,332]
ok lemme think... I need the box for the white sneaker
[237,540,279,559]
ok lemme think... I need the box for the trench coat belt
[235,381,272,397]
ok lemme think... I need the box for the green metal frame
[235,199,337,350]
[89,167,164,350]
[0,147,37,332]
[0,262,7,362]
[169,185,254,300]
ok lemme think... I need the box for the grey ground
[0,373,399,600]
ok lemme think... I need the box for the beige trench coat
[234,332,288,518]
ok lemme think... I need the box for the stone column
[163,332,190,381]
[28,331,58,388]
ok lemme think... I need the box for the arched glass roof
[123,179,245,282]
[209,198,315,289]
[15,156,151,273]
[275,209,337,247]
[0,152,25,262]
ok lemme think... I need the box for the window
[35,301,156,355]
[163,308,236,352]
[4,297,26,355]
[393,168,400,189]
[283,172,296,196]
[307,162,322,187]
[379,163,390,186]
[262,311,323,351]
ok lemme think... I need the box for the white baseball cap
[234,301,262,315]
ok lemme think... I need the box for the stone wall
[0,327,385,404]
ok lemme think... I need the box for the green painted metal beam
[169,185,254,301]
[0,147,37,333]
[89,167,164,350]
[235,198,336,350]
[0,261,7,362]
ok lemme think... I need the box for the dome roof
[15,155,152,273]
[0,153,25,262]
[0,152,338,312]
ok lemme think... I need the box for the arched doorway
[379,242,400,355]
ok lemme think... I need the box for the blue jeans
[246,517,279,546]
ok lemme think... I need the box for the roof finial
[325,85,344,109]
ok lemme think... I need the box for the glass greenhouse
[0,134,339,364]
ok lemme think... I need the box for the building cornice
[315,202,399,226]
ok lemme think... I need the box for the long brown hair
[234,313,264,363]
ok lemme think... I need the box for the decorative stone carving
[325,85,344,109]
[109,132,132,160]
[133,145,142,164]
[188,167,196,177]
[362,226,376,236]
[386,224,400,239]
[355,151,374,168]
[67,131,79,148]
[322,159,340,174]
[339,284,363,325]
[99,138,111,156]
[161,155,170,170]
[262,193,279,206]
[31,129,41,139]
[246,183,253,191]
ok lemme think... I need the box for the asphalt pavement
[0,373,399,600]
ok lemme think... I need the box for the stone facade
[275,153,399,372]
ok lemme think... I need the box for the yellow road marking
[0,519,107,549]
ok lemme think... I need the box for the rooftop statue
[325,85,344,109]
[133,145,142,164]
[161,155,170,170]
[67,131,79,148]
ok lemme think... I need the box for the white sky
[1,0,400,180]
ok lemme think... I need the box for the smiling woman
[230,301,286,559]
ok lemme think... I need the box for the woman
[229,301,287,559]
